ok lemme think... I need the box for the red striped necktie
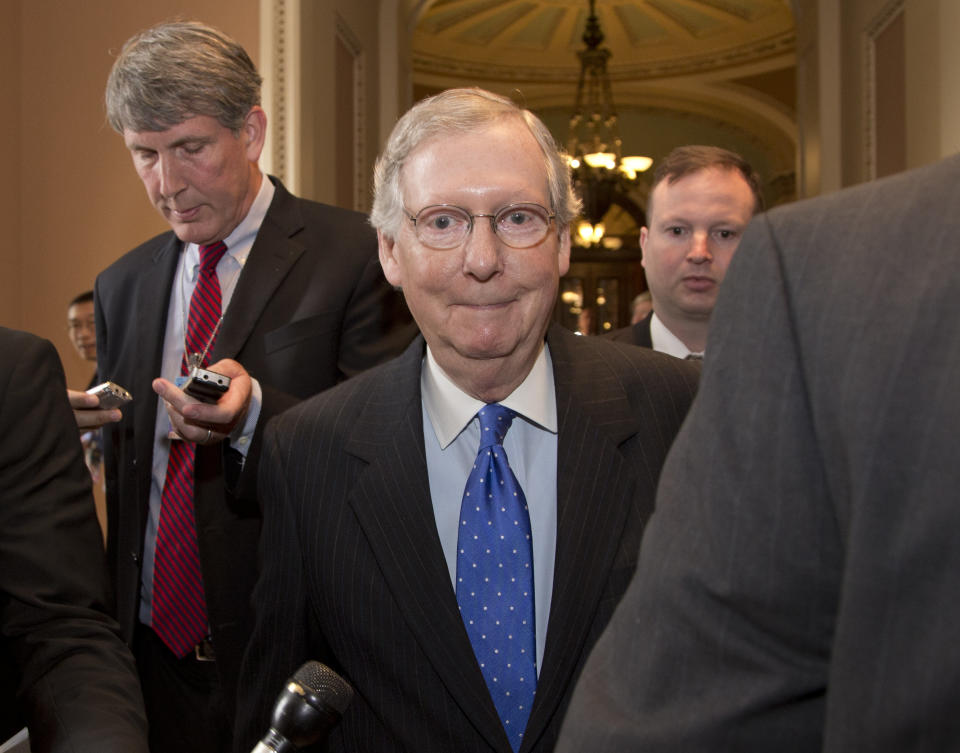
[152,241,228,657]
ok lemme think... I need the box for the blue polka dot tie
[456,403,536,752]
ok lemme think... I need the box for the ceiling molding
[412,29,794,83]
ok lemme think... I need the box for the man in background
[236,88,697,753]
[66,290,103,481]
[0,327,147,753]
[67,291,98,371]
[95,20,414,753]
[558,153,960,752]
[628,291,652,325]
[607,145,761,358]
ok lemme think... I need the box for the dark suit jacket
[236,324,698,753]
[0,328,147,753]
[604,312,652,348]
[557,154,960,752]
[94,177,415,712]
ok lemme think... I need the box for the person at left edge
[91,20,416,753]
[0,327,148,753]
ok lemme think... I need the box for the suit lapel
[213,178,305,360]
[344,339,513,753]
[133,235,181,516]
[522,326,642,749]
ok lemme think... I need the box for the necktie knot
[199,241,227,274]
[477,403,514,449]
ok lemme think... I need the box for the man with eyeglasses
[236,88,699,753]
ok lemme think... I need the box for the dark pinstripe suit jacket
[557,154,960,752]
[236,323,698,753]
[604,311,653,348]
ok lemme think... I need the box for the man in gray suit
[236,88,698,753]
[557,153,960,752]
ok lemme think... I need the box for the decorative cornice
[270,0,289,184]
[691,0,759,22]
[335,15,368,212]
[412,30,795,82]
[863,0,905,180]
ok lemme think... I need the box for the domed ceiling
[409,0,798,204]
[411,0,795,85]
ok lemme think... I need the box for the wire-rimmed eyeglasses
[406,203,556,250]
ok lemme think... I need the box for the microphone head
[263,661,354,751]
[291,660,354,715]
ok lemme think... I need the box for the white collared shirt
[421,343,559,674]
[141,175,275,625]
[650,312,704,359]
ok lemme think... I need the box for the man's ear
[378,230,403,288]
[557,227,571,277]
[639,226,649,269]
[242,106,268,163]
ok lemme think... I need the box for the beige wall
[794,0,842,197]
[796,0,960,196]
[267,0,389,210]
[0,0,23,331]
[905,0,960,165]
[0,0,258,392]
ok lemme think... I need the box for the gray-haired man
[94,20,414,753]
[236,88,698,753]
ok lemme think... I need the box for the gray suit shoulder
[762,153,960,231]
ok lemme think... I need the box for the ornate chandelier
[567,0,651,240]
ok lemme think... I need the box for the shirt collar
[421,342,558,450]
[650,312,703,359]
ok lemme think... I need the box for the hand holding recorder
[69,383,128,430]
[153,358,253,445]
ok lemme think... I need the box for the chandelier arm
[566,0,650,245]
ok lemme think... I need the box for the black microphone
[251,661,354,753]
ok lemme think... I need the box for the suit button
[130,551,140,563]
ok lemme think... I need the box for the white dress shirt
[650,312,704,359]
[140,176,275,625]
[421,343,559,674]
